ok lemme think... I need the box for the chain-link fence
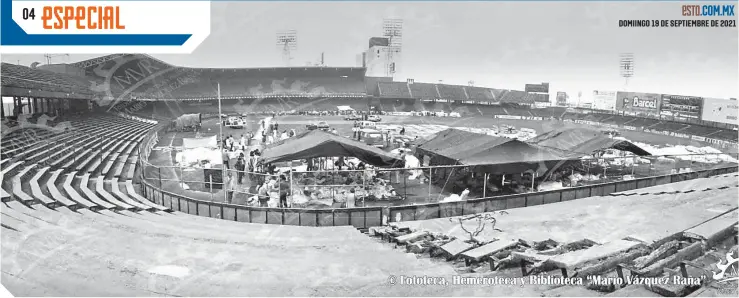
[140,149,738,208]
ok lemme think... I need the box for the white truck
[224,116,247,129]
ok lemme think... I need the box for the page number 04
[22,8,35,20]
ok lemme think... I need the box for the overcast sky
[3,1,737,101]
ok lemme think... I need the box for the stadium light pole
[620,53,634,91]
[218,83,223,152]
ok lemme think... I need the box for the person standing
[246,151,254,183]
[235,154,246,184]
[278,175,291,208]
[345,189,356,208]
[307,158,314,172]
[226,173,236,204]
[222,149,230,170]
[257,181,269,207]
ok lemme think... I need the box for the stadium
[2,36,739,298]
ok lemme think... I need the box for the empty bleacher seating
[408,83,439,100]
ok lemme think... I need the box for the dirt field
[146,115,735,207]
[171,115,726,149]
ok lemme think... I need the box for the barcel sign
[616,91,662,112]
[631,97,658,109]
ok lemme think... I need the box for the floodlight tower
[620,53,634,91]
[382,18,403,78]
[276,30,298,67]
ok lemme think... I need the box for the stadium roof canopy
[415,129,573,174]
[527,128,651,156]
[261,130,404,168]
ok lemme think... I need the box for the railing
[134,122,739,228]
[385,166,738,223]
[140,182,384,227]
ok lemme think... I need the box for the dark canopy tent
[415,129,574,175]
[461,142,576,174]
[261,129,404,167]
[527,127,651,156]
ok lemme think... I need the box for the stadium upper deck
[374,81,548,104]
[70,54,368,100]
[2,54,549,105]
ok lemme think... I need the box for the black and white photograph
[0,0,737,296]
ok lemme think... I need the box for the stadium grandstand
[1,52,737,297]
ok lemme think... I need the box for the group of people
[221,133,254,151]
[252,175,291,207]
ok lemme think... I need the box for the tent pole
[209,174,213,202]
[288,161,293,208]
[427,167,432,202]
[483,173,488,198]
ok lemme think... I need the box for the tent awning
[416,128,576,175]
[182,135,218,149]
[337,105,354,111]
[261,130,404,168]
[527,127,651,156]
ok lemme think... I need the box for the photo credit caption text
[386,275,705,287]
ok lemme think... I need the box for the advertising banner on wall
[616,91,661,116]
[525,83,549,93]
[660,94,702,120]
[702,98,738,125]
[591,90,617,111]
[556,92,567,106]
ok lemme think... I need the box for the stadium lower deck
[1,113,737,297]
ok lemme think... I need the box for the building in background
[702,97,738,125]
[591,90,617,111]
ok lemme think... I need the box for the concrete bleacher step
[7,200,373,248]
[93,176,134,210]
[123,180,168,211]
[123,156,138,180]
[110,155,128,179]
[105,180,153,211]
[437,239,475,260]
[76,174,116,210]
[100,152,120,176]
[1,161,24,184]
[76,149,102,172]
[683,211,738,246]
[1,204,54,230]
[0,212,26,232]
[11,165,37,204]
[29,167,55,206]
[61,173,95,209]
[45,169,77,207]
[460,239,519,265]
